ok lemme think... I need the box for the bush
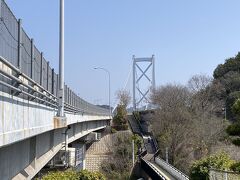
[42,170,105,180]
[112,124,128,131]
[190,152,235,180]
[231,162,240,172]
[113,105,128,126]
[226,123,240,136]
[132,134,143,148]
[232,138,240,146]
[42,170,78,180]
[78,170,105,180]
[111,127,117,133]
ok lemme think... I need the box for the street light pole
[58,0,65,117]
[94,67,111,118]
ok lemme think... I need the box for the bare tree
[150,75,226,173]
[188,75,226,159]
[150,84,194,172]
[188,74,212,93]
[116,90,131,107]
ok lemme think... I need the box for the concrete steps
[128,116,141,134]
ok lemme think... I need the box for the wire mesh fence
[209,169,240,180]
[0,0,109,116]
[0,0,18,67]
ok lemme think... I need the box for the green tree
[213,52,240,121]
[225,98,240,146]
[190,152,235,180]
[113,90,131,130]
[113,105,128,129]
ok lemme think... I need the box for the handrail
[141,157,167,180]
[155,157,189,180]
[0,56,58,99]
[0,56,109,116]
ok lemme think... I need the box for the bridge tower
[133,55,155,110]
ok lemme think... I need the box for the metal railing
[155,157,189,180]
[140,157,166,180]
[0,0,109,116]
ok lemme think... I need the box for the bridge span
[0,0,111,179]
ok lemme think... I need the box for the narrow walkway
[128,113,188,179]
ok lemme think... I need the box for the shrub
[111,127,117,133]
[226,123,240,136]
[78,170,105,180]
[232,138,240,146]
[231,162,240,172]
[42,170,105,180]
[132,134,143,148]
[112,124,128,131]
[189,152,235,180]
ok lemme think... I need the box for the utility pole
[58,0,65,117]
[132,139,135,167]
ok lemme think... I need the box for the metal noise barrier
[0,0,108,116]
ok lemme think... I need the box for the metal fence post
[225,172,228,180]
[0,0,2,20]
[69,89,71,105]
[65,86,68,104]
[40,52,43,86]
[52,68,54,94]
[73,93,76,107]
[46,61,49,91]
[67,87,69,104]
[73,92,75,107]
[166,147,169,163]
[71,90,73,106]
[56,74,59,97]
[30,39,34,79]
[17,19,22,69]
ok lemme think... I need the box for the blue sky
[5,0,240,105]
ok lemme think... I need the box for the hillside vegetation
[151,52,240,175]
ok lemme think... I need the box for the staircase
[128,115,142,135]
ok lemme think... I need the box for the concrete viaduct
[0,0,110,179]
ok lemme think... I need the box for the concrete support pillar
[29,136,36,169]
